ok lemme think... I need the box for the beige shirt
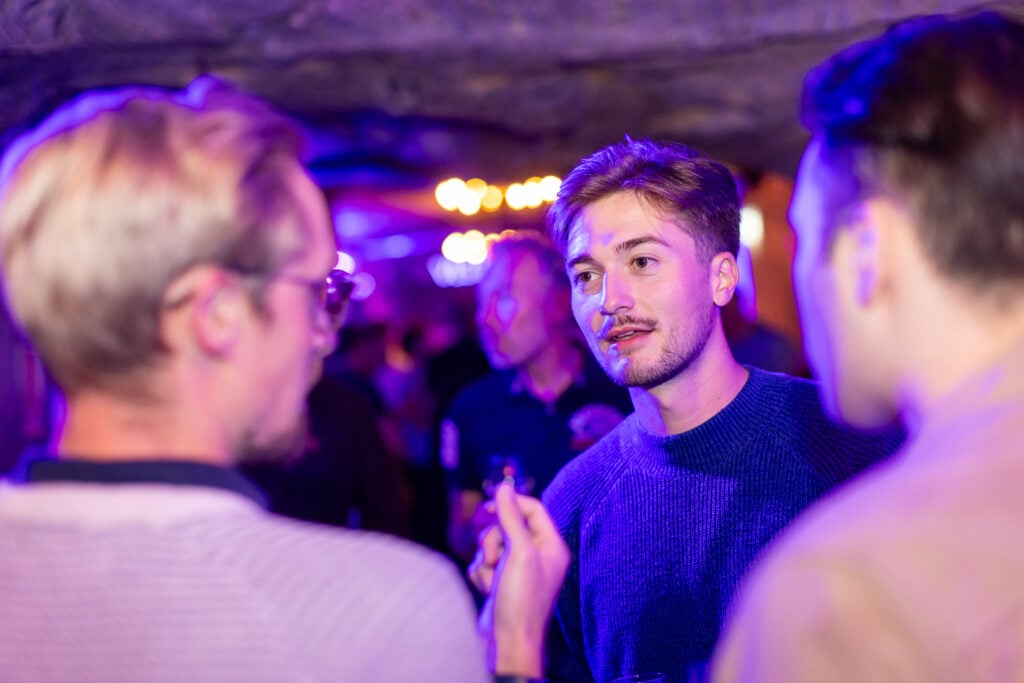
[714,345,1024,682]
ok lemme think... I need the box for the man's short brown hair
[547,137,740,263]
[802,11,1024,285]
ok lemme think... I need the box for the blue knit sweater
[541,368,904,682]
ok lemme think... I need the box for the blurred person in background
[442,232,632,562]
[404,309,493,553]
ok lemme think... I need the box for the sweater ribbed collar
[628,367,786,472]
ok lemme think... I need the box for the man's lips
[601,324,654,344]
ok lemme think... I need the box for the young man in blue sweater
[537,137,904,681]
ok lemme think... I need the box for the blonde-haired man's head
[0,77,312,397]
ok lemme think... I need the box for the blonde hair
[0,77,309,395]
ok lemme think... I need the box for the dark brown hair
[547,137,740,263]
[802,11,1024,283]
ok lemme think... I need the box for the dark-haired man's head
[791,11,1024,427]
[548,137,740,263]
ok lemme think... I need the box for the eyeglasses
[271,268,354,328]
[162,267,356,330]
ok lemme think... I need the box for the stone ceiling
[2,0,1021,189]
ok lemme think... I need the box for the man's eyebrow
[566,254,597,270]
[615,235,671,254]
[566,234,672,270]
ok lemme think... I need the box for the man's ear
[710,252,740,308]
[849,197,910,307]
[853,221,880,305]
[160,266,244,358]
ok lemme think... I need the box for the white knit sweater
[0,481,489,682]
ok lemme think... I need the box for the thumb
[493,483,529,545]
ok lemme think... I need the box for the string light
[504,182,527,211]
[434,175,562,213]
[481,185,503,211]
[740,204,765,250]
[435,178,466,212]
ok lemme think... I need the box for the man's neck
[57,389,233,466]
[518,340,583,405]
[629,331,749,436]
[896,293,1024,436]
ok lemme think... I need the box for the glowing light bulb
[523,177,543,208]
[481,185,503,211]
[465,177,488,197]
[435,178,466,212]
[740,205,765,250]
[540,175,561,202]
[463,230,488,265]
[505,183,527,210]
[441,232,467,263]
[457,191,482,216]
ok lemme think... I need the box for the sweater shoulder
[542,416,639,532]
[748,368,905,477]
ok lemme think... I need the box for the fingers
[475,483,570,597]
[493,483,528,544]
[468,552,493,594]
[478,521,504,565]
[468,524,503,594]
[494,484,568,564]
[486,485,562,679]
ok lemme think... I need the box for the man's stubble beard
[599,303,716,390]
[236,411,311,465]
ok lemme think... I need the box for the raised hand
[471,483,570,677]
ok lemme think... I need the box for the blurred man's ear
[160,265,243,358]
[710,252,740,308]
[845,198,905,308]
[854,222,881,305]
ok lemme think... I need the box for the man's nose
[477,295,500,329]
[599,272,633,316]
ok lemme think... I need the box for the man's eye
[633,256,655,269]
[574,271,596,285]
